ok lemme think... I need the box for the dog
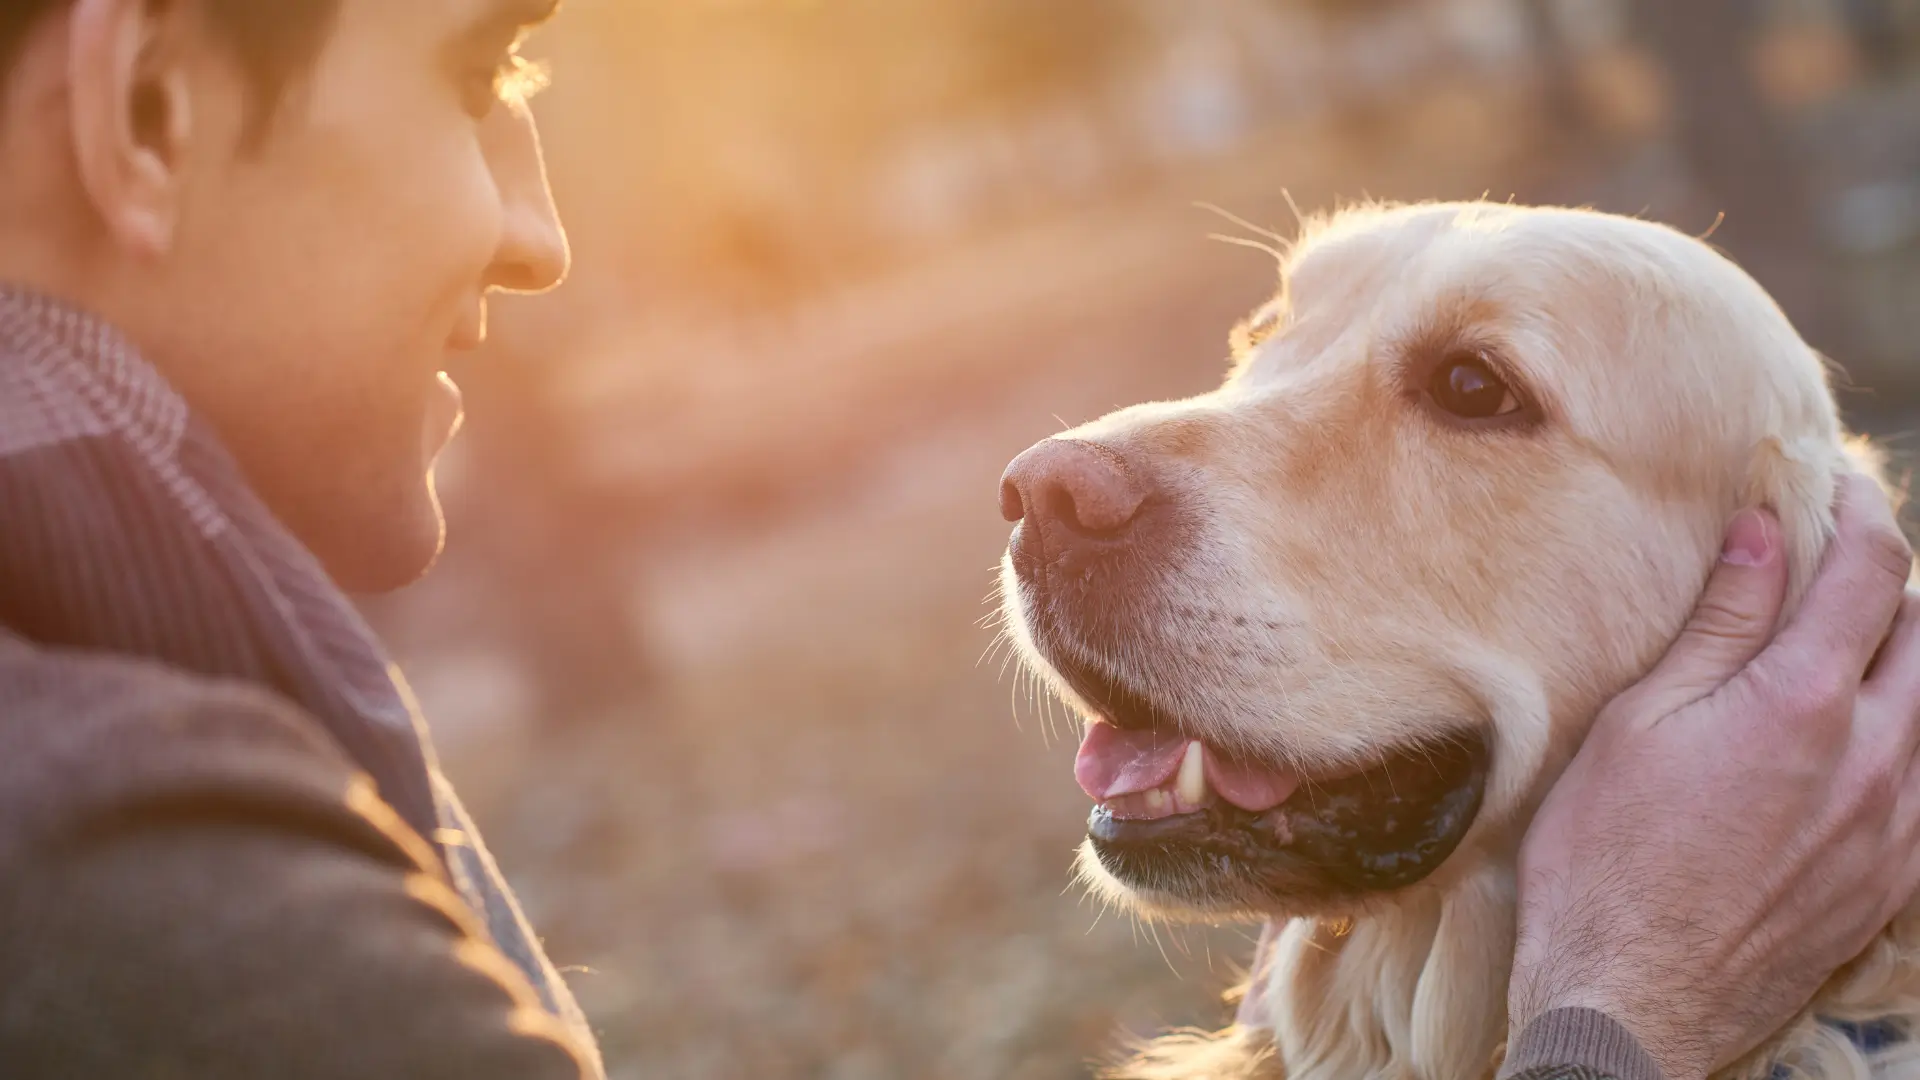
[995,201,1915,1080]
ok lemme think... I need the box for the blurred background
[360,1,1920,1076]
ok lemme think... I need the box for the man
[0,3,1911,1080]
[0,1,595,1076]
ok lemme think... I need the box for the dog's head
[999,202,1873,923]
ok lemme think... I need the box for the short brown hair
[0,0,342,137]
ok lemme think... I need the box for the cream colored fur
[999,202,1916,1080]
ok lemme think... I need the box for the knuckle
[1848,760,1901,822]
[1767,660,1855,724]
[1805,670,1859,715]
[1840,724,1905,819]
[1724,668,1848,753]
[1689,594,1762,640]
[1863,747,1901,798]
[1887,702,1920,752]
[1745,658,1802,707]
[1865,520,1916,584]
[1901,589,1920,629]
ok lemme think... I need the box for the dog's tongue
[1075,722,1301,812]
[1206,751,1301,813]
[1075,722,1187,800]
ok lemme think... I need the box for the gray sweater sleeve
[1499,1008,1668,1080]
[0,653,594,1079]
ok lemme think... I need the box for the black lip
[1088,730,1490,905]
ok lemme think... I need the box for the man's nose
[483,105,570,294]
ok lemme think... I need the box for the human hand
[1509,473,1920,1080]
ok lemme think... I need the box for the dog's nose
[999,439,1149,539]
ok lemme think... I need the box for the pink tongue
[1074,722,1303,813]
[1204,750,1300,813]
[1075,723,1188,800]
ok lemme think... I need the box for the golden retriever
[995,201,1915,1080]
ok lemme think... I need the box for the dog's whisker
[1145,919,1182,980]
[1279,188,1304,234]
[974,636,1002,670]
[1195,200,1293,248]
[1207,233,1285,265]
[995,639,1020,681]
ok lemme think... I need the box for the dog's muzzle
[999,435,1492,912]
[1000,437,1196,685]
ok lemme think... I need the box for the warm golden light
[371,2,1920,1074]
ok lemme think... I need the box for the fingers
[1883,718,1920,924]
[1857,590,1920,772]
[1865,590,1920,701]
[1628,507,1790,717]
[1767,473,1912,688]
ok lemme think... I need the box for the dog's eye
[1427,353,1521,420]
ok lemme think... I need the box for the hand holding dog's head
[1513,474,1920,1080]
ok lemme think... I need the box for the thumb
[1632,508,1790,716]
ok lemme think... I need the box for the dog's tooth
[1176,740,1206,808]
[1144,788,1169,815]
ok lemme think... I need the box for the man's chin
[294,477,448,595]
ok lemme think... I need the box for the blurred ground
[360,2,1920,1077]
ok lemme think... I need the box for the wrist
[1512,976,1704,1080]
[1502,1007,1671,1080]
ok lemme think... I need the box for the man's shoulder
[0,626,320,733]
[0,627,353,848]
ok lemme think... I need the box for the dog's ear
[1743,433,1903,619]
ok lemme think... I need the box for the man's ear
[66,0,197,257]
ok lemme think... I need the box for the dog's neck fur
[1239,881,1920,1080]
[1247,868,1517,1080]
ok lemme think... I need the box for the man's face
[132,0,568,591]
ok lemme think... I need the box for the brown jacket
[0,629,595,1078]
